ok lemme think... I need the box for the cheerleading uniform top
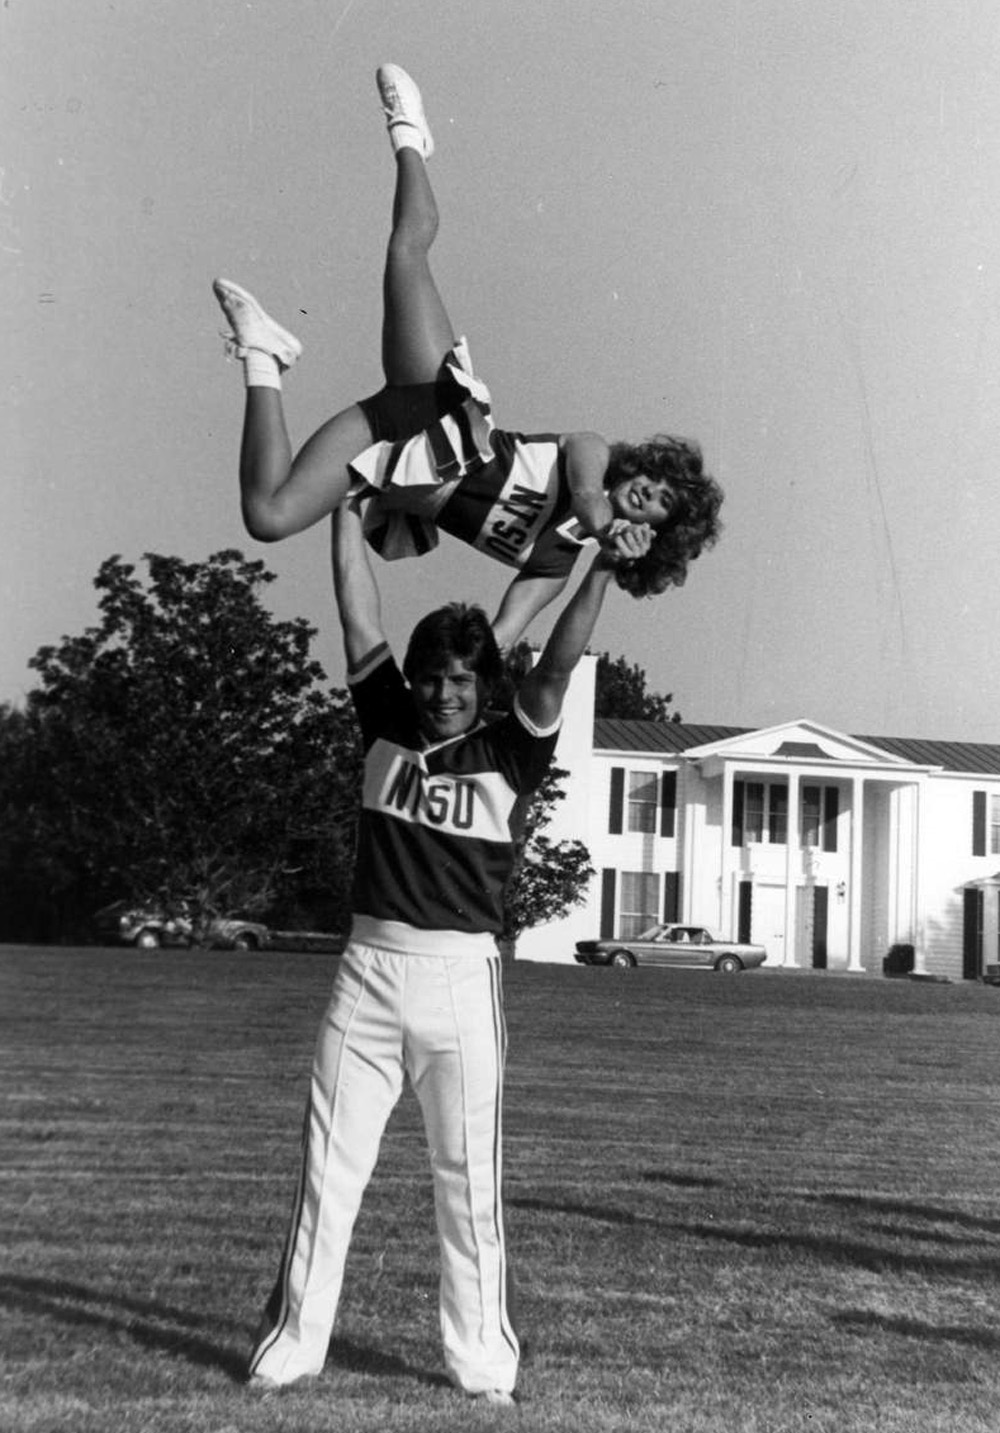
[348,338,597,579]
[347,641,560,937]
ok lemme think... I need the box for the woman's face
[609,475,674,528]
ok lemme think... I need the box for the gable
[680,720,915,768]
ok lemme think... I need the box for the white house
[517,655,1000,980]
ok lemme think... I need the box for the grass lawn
[2,945,1000,1433]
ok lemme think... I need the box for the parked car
[574,923,766,973]
[93,900,270,951]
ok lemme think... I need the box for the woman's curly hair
[603,435,724,597]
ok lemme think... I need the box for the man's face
[411,657,485,743]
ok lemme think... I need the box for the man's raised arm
[330,500,387,672]
[516,555,617,731]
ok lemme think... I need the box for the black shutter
[973,791,987,856]
[963,886,984,979]
[812,886,828,969]
[732,781,745,847]
[663,870,681,922]
[822,787,839,852]
[660,771,677,837]
[600,869,616,938]
[737,880,753,943]
[609,767,625,834]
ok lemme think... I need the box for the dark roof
[854,735,1000,777]
[593,719,1000,776]
[592,719,746,755]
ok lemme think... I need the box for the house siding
[917,778,1000,981]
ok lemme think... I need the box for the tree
[594,652,682,723]
[3,551,361,942]
[502,763,595,944]
[496,644,595,944]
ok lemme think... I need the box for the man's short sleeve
[488,702,561,797]
[348,644,414,750]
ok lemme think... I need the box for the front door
[750,882,786,967]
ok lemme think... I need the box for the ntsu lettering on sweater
[386,761,476,829]
[482,485,548,564]
[366,748,515,844]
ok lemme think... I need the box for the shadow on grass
[0,1273,247,1379]
[638,1171,724,1190]
[807,1191,1000,1236]
[0,1275,451,1391]
[679,1221,1000,1278]
[509,1195,644,1227]
[508,1196,1000,1279]
[834,1308,1000,1353]
[327,1336,451,1389]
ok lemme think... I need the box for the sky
[5,0,1000,742]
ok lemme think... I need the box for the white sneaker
[245,1373,279,1397]
[245,1370,314,1396]
[212,278,303,369]
[376,63,434,159]
[468,1389,516,1407]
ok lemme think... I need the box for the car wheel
[134,929,161,950]
[232,932,258,951]
[609,949,636,968]
[716,954,743,974]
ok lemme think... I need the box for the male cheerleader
[246,496,619,1405]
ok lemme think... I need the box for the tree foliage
[502,763,595,943]
[594,651,682,723]
[1,551,361,941]
[497,643,595,942]
[0,561,609,946]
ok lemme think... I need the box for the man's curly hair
[603,435,724,597]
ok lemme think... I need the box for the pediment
[682,720,919,769]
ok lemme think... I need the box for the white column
[719,764,734,934]
[783,772,800,967]
[847,775,865,972]
[986,881,1000,977]
[909,780,926,975]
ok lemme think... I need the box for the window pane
[991,795,1000,856]
[745,782,765,842]
[768,786,788,844]
[627,770,658,833]
[628,805,657,834]
[619,871,659,939]
[628,772,657,801]
[802,786,821,847]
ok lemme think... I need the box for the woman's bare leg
[374,62,454,383]
[216,68,452,543]
[269,142,456,534]
[214,278,370,542]
[267,131,455,537]
[255,146,454,539]
[380,148,455,385]
[240,392,373,543]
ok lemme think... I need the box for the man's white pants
[249,937,519,1393]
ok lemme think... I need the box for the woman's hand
[597,517,654,564]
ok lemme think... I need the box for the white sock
[389,121,425,157]
[243,349,282,390]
